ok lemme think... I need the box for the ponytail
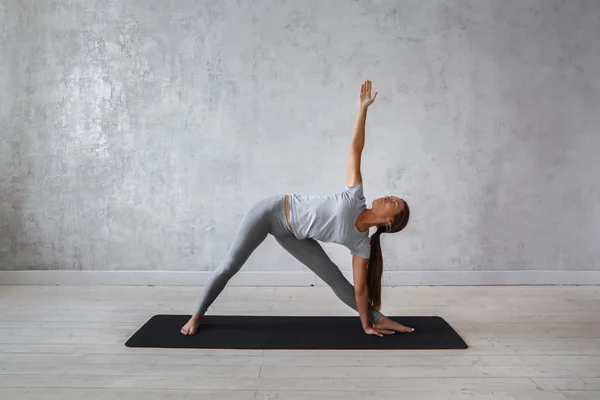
[367,230,384,309]
[366,200,410,310]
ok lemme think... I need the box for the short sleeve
[344,183,365,200]
[350,237,371,259]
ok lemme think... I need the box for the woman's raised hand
[358,79,378,109]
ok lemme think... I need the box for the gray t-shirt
[288,183,371,259]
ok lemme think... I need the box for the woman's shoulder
[343,183,365,201]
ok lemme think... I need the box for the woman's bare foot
[374,316,415,333]
[181,315,201,335]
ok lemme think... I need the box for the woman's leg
[274,236,384,325]
[181,198,274,335]
[196,203,273,315]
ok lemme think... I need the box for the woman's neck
[355,209,383,232]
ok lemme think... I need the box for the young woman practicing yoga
[181,80,413,337]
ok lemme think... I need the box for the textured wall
[1,0,599,277]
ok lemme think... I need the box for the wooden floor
[0,285,599,400]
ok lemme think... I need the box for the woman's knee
[215,256,241,277]
[327,273,354,294]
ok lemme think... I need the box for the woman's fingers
[367,327,394,337]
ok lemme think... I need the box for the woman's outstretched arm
[346,80,378,187]
[352,255,392,336]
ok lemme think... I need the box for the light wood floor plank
[0,388,256,400]
[254,377,539,391]
[0,363,261,377]
[259,365,600,378]
[560,392,600,400]
[255,390,569,400]
[532,377,600,391]
[0,375,261,390]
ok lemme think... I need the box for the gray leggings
[195,195,384,324]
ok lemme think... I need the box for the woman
[181,80,413,337]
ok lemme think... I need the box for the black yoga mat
[125,315,467,350]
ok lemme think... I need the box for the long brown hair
[367,200,410,309]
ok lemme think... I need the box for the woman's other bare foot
[374,316,414,333]
[181,314,201,335]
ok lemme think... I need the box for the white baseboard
[1,270,599,286]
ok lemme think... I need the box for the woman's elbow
[354,284,368,296]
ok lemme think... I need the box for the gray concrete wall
[1,0,599,279]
